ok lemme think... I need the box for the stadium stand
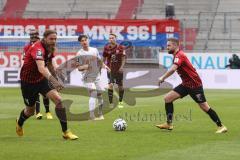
[0,0,28,18]
[115,0,143,19]
[136,0,220,51]
[23,0,121,19]
[200,0,240,51]
[0,0,6,11]
[1,0,240,53]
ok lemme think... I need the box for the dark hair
[43,29,57,38]
[167,37,180,46]
[78,34,88,41]
[109,33,117,38]
[29,29,39,36]
[29,29,40,41]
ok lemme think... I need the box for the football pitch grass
[0,88,239,160]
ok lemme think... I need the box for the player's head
[42,29,57,53]
[109,33,117,45]
[78,34,89,48]
[43,29,57,46]
[167,38,180,54]
[29,29,39,43]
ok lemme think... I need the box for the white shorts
[83,76,105,93]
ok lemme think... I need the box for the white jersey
[76,47,102,81]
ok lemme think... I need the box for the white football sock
[97,94,104,115]
[89,91,97,118]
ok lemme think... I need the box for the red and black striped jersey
[103,43,125,73]
[20,41,54,84]
[173,50,202,89]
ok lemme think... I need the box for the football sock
[18,109,30,127]
[207,108,222,127]
[165,102,174,124]
[35,96,40,114]
[119,89,124,102]
[97,95,104,115]
[89,91,97,118]
[108,89,113,104]
[55,102,68,132]
[43,97,50,113]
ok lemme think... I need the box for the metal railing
[14,10,116,19]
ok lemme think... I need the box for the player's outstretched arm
[158,64,178,86]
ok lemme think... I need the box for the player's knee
[89,90,97,98]
[198,102,210,112]
[164,95,173,103]
[108,84,113,89]
[51,95,62,105]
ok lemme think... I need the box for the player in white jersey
[76,35,110,120]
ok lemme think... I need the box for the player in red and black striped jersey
[22,29,53,120]
[16,30,78,140]
[103,33,126,108]
[156,38,227,133]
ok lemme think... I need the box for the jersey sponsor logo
[36,49,43,59]
[195,93,203,102]
[174,57,179,63]
[111,54,117,63]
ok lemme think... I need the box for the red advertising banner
[0,19,179,36]
[0,19,179,47]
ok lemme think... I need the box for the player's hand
[118,67,123,73]
[56,68,67,83]
[78,64,89,71]
[106,66,111,72]
[158,77,164,86]
[48,75,64,91]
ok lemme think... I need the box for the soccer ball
[113,118,127,131]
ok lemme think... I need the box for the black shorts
[21,79,52,107]
[173,84,206,103]
[107,72,123,86]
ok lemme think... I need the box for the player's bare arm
[119,54,126,72]
[98,58,111,72]
[77,58,89,71]
[36,60,63,91]
[103,57,107,64]
[103,63,111,72]
[78,64,89,71]
[47,60,57,78]
[158,64,178,85]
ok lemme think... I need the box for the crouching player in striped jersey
[23,29,53,120]
[76,35,110,120]
[156,38,227,133]
[16,30,78,140]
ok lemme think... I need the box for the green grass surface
[0,88,239,160]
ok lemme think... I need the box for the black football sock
[108,89,113,104]
[165,102,174,124]
[35,96,40,114]
[207,108,222,127]
[119,89,124,102]
[43,97,50,113]
[55,102,68,132]
[18,109,30,127]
